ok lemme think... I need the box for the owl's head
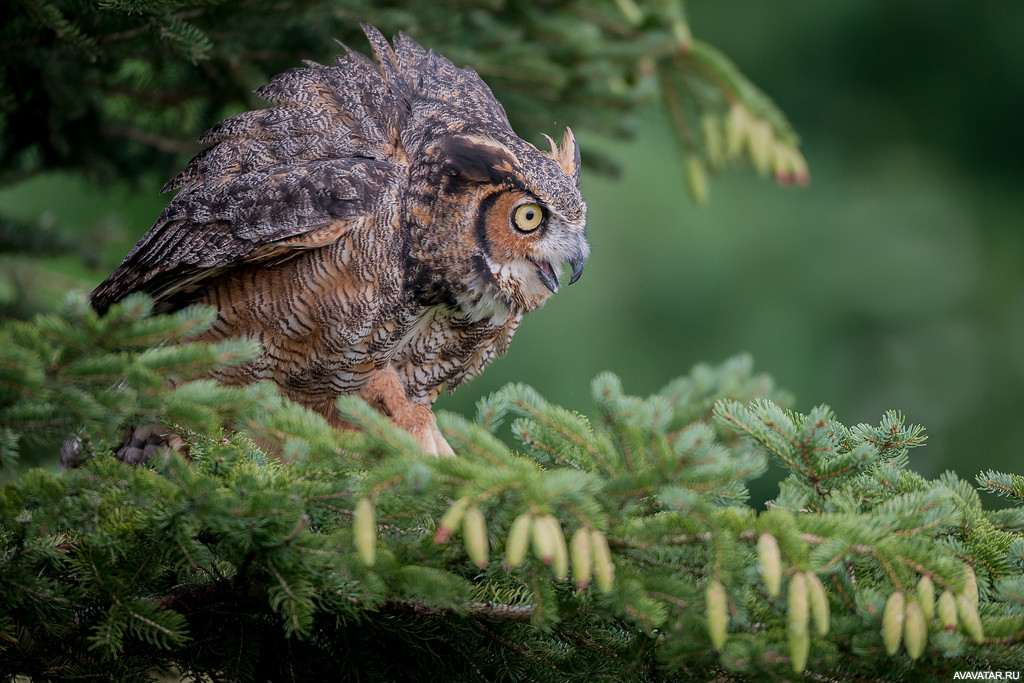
[360,28,589,319]
[410,127,588,319]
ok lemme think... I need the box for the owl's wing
[91,158,399,312]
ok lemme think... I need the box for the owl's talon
[359,366,455,457]
[404,404,455,457]
[427,423,455,458]
[410,424,454,457]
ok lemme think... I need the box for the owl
[90,25,589,457]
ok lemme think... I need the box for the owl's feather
[92,159,398,310]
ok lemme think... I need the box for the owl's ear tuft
[543,128,581,185]
[436,134,519,183]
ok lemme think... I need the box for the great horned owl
[91,25,589,456]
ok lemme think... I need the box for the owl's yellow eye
[513,203,544,232]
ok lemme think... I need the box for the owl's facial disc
[501,195,586,293]
[471,191,588,311]
[508,201,585,292]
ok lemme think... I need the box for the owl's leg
[358,366,455,457]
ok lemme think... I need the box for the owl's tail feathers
[115,424,186,465]
[60,424,186,470]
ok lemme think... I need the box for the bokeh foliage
[0,0,800,187]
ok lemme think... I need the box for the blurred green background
[446,2,1024,488]
[2,3,1022,495]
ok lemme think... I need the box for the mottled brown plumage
[91,25,589,455]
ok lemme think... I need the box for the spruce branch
[2,302,1023,678]
[977,471,1024,503]
[1,1,806,202]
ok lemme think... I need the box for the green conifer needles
[0,292,261,466]
[1,302,1023,679]
[1,1,804,204]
